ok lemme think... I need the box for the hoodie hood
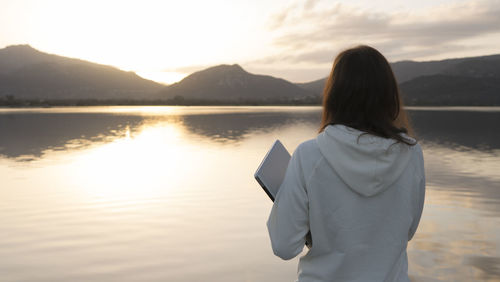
[316,124,414,197]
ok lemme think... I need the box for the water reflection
[409,184,500,281]
[1,107,499,161]
[467,256,500,280]
[0,107,321,160]
[0,106,499,282]
[0,113,145,160]
[408,108,500,151]
[180,112,320,143]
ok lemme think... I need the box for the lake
[1,106,499,282]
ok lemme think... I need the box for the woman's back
[266,45,425,281]
[267,124,425,281]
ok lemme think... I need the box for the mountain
[296,54,500,106]
[400,75,500,106]
[0,45,163,100]
[399,55,500,105]
[295,78,327,96]
[158,64,317,103]
[2,45,499,105]
[391,54,500,83]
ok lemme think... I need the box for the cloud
[265,0,500,63]
[163,64,213,74]
[303,0,320,10]
[244,65,330,83]
[267,4,297,30]
[249,48,337,65]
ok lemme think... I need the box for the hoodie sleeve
[267,146,309,260]
[409,148,426,241]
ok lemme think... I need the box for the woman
[267,45,425,281]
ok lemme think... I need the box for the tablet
[254,140,291,201]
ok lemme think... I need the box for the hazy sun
[5,0,273,84]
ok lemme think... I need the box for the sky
[1,0,499,84]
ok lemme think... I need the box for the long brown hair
[319,45,415,145]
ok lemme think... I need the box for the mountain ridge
[294,53,500,106]
[0,45,163,100]
[158,63,317,102]
[1,45,499,105]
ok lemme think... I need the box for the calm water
[1,106,499,282]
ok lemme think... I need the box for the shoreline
[2,102,500,108]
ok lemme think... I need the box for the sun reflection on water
[0,107,499,282]
[69,122,191,201]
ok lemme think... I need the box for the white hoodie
[267,124,425,282]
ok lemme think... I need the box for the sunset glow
[1,0,499,83]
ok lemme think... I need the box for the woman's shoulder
[408,142,424,161]
[295,138,321,156]
[292,139,324,170]
[405,142,425,180]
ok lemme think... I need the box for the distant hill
[400,75,500,106]
[158,64,318,103]
[1,45,499,106]
[399,55,500,105]
[0,45,163,100]
[391,54,500,83]
[296,54,500,106]
[295,78,327,96]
